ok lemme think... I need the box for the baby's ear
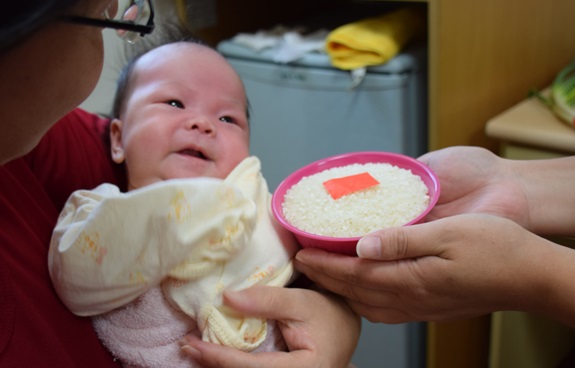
[110,118,125,164]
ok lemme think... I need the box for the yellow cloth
[325,7,426,70]
[49,156,298,359]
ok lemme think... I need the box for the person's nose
[185,115,215,136]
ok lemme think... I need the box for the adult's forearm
[512,156,575,236]
[522,235,575,328]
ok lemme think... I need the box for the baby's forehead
[133,43,239,81]
[129,44,201,81]
[138,42,218,67]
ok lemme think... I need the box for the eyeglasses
[63,0,155,43]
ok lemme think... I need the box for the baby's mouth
[178,148,207,160]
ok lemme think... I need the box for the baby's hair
[110,22,251,123]
[110,23,209,119]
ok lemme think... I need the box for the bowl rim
[271,151,441,243]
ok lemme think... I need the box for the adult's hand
[179,286,361,368]
[296,214,562,324]
[421,146,575,236]
[418,146,529,226]
[296,146,575,325]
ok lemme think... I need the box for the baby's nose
[186,116,215,135]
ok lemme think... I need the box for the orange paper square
[323,172,380,200]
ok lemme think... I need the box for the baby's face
[111,43,250,190]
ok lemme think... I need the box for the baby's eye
[165,100,184,109]
[219,116,236,124]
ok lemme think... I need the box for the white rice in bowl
[282,162,430,238]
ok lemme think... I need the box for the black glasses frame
[62,1,155,37]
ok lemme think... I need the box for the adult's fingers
[180,335,309,368]
[222,285,313,321]
[294,249,414,304]
[180,288,359,368]
[356,220,449,261]
[346,299,411,324]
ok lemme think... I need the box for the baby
[49,40,298,368]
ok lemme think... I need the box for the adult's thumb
[223,285,301,321]
[356,221,440,261]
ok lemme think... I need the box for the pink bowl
[271,151,440,256]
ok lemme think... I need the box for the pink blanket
[93,286,287,368]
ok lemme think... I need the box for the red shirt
[0,109,125,367]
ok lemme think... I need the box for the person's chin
[169,162,214,180]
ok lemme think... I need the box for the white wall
[80,0,189,115]
[79,29,125,116]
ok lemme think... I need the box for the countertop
[485,89,575,154]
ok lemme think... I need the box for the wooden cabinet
[427,0,575,152]
[486,95,575,368]
[426,3,575,365]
